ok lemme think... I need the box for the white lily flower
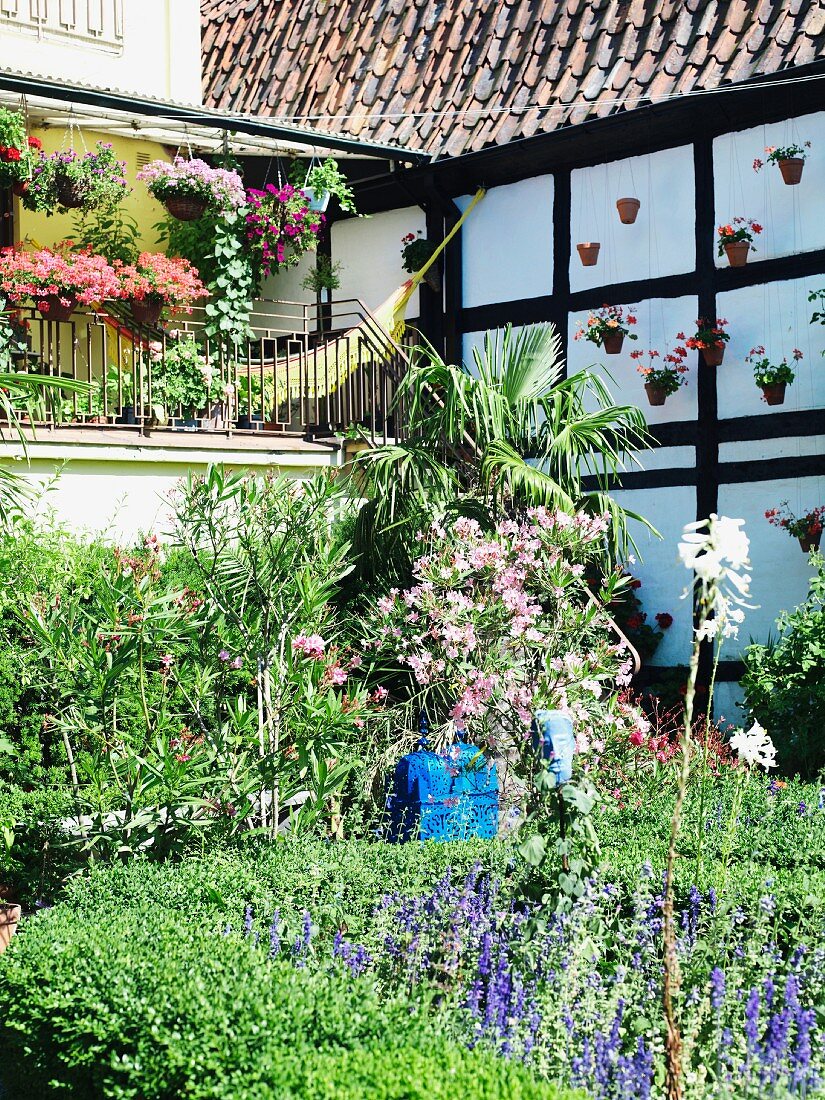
[729,720,777,771]
[679,514,755,640]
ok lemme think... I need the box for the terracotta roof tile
[201,0,825,157]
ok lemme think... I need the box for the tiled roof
[201,0,825,159]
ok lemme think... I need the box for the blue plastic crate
[387,741,499,842]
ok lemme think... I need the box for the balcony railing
[4,297,411,446]
[0,0,123,52]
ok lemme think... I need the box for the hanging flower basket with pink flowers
[245,184,324,276]
[115,252,208,327]
[0,246,120,321]
[632,345,688,406]
[574,304,638,355]
[137,156,246,221]
[746,345,803,405]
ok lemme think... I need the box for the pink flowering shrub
[115,252,207,310]
[245,184,324,274]
[0,246,120,307]
[360,509,645,767]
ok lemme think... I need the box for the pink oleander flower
[292,632,326,660]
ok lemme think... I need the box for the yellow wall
[14,128,172,253]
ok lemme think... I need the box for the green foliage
[70,206,140,265]
[291,155,358,214]
[301,253,342,294]
[741,554,825,776]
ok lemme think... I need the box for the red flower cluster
[679,317,730,352]
[655,612,673,630]
[0,145,21,162]
[765,502,825,540]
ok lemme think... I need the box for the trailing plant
[716,217,762,256]
[295,156,358,214]
[746,344,802,388]
[765,501,825,543]
[245,183,324,275]
[23,142,129,215]
[632,345,689,395]
[573,303,638,346]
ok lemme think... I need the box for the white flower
[679,514,755,640]
[729,720,776,771]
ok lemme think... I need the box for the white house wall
[332,206,425,317]
[457,176,554,308]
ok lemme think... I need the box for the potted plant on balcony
[137,156,245,221]
[681,317,730,367]
[717,217,762,267]
[746,344,802,405]
[245,183,324,275]
[301,254,342,336]
[0,246,120,321]
[0,106,41,193]
[766,502,825,553]
[401,231,441,292]
[2,306,32,365]
[116,252,207,327]
[296,156,358,215]
[632,345,688,406]
[574,304,638,355]
[151,332,224,427]
[753,142,811,185]
[23,142,129,215]
[236,371,274,430]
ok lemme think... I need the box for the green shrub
[0,904,573,1100]
[741,555,825,775]
[0,781,77,904]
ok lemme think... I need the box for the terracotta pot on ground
[164,195,208,221]
[778,158,804,185]
[0,903,21,954]
[761,383,786,405]
[130,297,163,326]
[799,531,822,553]
[702,344,725,367]
[577,242,600,267]
[54,175,86,209]
[644,382,668,406]
[37,294,78,322]
[724,240,750,267]
[616,197,640,224]
[601,330,624,354]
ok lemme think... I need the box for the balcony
[5,296,410,449]
[0,0,123,52]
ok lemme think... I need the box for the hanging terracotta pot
[37,294,78,322]
[702,344,725,367]
[577,242,600,267]
[164,195,208,221]
[601,331,624,354]
[616,197,640,224]
[778,158,804,185]
[130,297,164,326]
[723,241,750,267]
[644,383,668,406]
[54,175,87,209]
[799,531,822,553]
[761,383,786,405]
[0,903,20,954]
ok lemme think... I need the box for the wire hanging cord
[60,106,87,154]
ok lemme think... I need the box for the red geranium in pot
[766,501,825,553]
[717,218,762,267]
[632,345,689,406]
[753,142,811,185]
[574,304,638,355]
[681,317,730,367]
[116,252,207,327]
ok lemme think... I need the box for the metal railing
[6,297,411,445]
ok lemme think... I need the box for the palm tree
[350,322,654,585]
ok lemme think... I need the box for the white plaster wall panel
[713,681,747,727]
[258,253,317,312]
[716,275,825,420]
[569,146,696,293]
[720,435,825,464]
[632,445,696,472]
[567,296,699,424]
[713,111,825,267]
[717,475,825,647]
[333,207,425,317]
[612,486,697,666]
[457,177,554,307]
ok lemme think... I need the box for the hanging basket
[799,531,822,553]
[423,264,442,294]
[702,344,725,367]
[601,331,624,355]
[576,242,600,267]
[54,174,88,209]
[36,293,78,322]
[163,195,208,222]
[761,383,786,405]
[303,186,331,213]
[11,179,29,198]
[130,297,164,326]
[778,158,804,185]
[723,241,750,267]
[616,197,640,224]
[644,382,668,406]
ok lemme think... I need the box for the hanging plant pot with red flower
[0,106,42,195]
[576,241,601,267]
[682,317,730,367]
[766,501,825,554]
[400,232,441,292]
[746,344,802,406]
[753,141,811,186]
[616,197,641,224]
[632,345,689,407]
[574,303,638,356]
[717,217,762,267]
